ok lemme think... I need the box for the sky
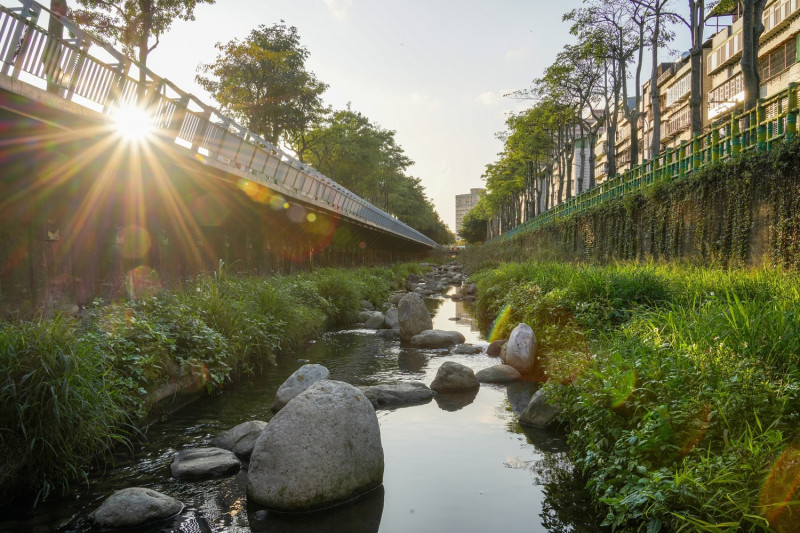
[141,0,597,233]
[54,0,690,236]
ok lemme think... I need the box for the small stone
[430,361,479,392]
[409,330,465,348]
[453,344,481,354]
[212,420,268,459]
[519,388,563,428]
[271,364,330,412]
[475,364,522,383]
[360,382,436,408]
[89,487,183,529]
[486,339,507,357]
[170,447,240,479]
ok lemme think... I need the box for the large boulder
[409,329,465,348]
[212,420,268,459]
[247,380,384,512]
[475,364,522,383]
[361,381,435,408]
[271,364,330,413]
[89,487,183,529]
[170,447,240,479]
[430,361,480,392]
[501,324,537,374]
[398,293,432,340]
[384,307,400,329]
[519,388,562,428]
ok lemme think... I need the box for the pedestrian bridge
[0,0,438,313]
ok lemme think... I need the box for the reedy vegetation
[0,263,422,506]
[466,257,800,532]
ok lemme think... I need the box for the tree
[196,22,327,147]
[741,0,768,111]
[458,209,488,244]
[74,0,214,92]
[303,108,451,243]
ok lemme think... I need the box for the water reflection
[248,486,384,533]
[433,388,479,411]
[1,283,604,532]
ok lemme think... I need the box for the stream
[1,287,602,532]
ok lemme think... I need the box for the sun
[112,105,153,141]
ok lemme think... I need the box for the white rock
[89,487,183,529]
[501,323,538,374]
[247,380,384,512]
[398,293,432,340]
[430,361,480,391]
[271,364,330,412]
[409,329,465,348]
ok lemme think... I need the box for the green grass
[0,263,423,506]
[467,259,800,531]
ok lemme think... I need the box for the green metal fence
[495,82,799,241]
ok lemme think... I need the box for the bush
[470,260,800,531]
[0,317,132,504]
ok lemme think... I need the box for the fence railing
[0,0,438,248]
[496,82,799,241]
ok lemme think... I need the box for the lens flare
[609,368,636,408]
[117,225,152,259]
[678,404,710,456]
[489,305,514,342]
[112,105,152,141]
[760,444,800,531]
[125,265,160,299]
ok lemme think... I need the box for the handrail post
[757,98,767,152]
[2,0,41,77]
[712,128,720,164]
[787,82,798,141]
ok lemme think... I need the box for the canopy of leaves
[304,108,452,244]
[458,207,488,244]
[74,0,214,66]
[196,22,327,145]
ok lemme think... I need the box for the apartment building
[593,0,800,186]
[455,188,484,234]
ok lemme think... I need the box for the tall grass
[0,263,421,507]
[0,318,132,505]
[469,260,800,531]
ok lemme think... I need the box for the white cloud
[323,0,353,18]
[505,47,529,63]
[406,92,440,110]
[476,91,504,106]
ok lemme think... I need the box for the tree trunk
[741,0,767,111]
[688,0,704,135]
[136,0,153,103]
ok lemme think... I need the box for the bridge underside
[0,87,431,316]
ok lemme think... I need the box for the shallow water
[1,288,602,532]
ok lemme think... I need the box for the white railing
[0,0,437,248]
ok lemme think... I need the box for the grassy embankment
[0,263,424,506]
[465,255,800,532]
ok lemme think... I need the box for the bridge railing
[0,0,438,248]
[496,83,799,241]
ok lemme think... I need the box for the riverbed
[1,288,601,532]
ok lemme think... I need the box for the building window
[759,37,798,81]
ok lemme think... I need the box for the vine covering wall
[506,139,800,268]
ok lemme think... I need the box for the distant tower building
[455,188,485,234]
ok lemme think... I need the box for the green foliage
[0,317,132,505]
[0,263,416,505]
[459,209,488,243]
[470,259,800,531]
[304,108,452,243]
[74,0,214,67]
[196,22,327,145]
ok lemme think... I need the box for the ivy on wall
[509,139,800,268]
